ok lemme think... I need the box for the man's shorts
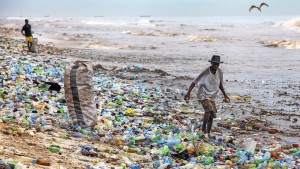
[25,36,33,42]
[200,99,217,119]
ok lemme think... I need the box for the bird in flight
[249,2,269,12]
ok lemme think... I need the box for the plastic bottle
[254,159,265,167]
[204,157,212,165]
[17,156,37,164]
[71,131,84,138]
[285,157,295,168]
[263,152,271,160]
[90,131,101,141]
[0,76,3,88]
[236,151,249,161]
[117,99,123,105]
[162,146,171,156]
[237,158,245,166]
[257,161,268,169]
[166,137,181,148]
[14,162,26,169]
[48,146,60,153]
[292,151,300,157]
[129,164,141,169]
[153,160,161,169]
[227,143,237,149]
[120,163,126,169]
[163,156,173,166]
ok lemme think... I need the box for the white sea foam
[260,40,300,49]
[186,35,219,42]
[28,18,43,22]
[275,17,300,32]
[137,19,157,27]
[82,21,113,25]
[84,42,146,50]
[6,17,25,20]
[139,19,153,24]
[122,30,179,36]
[262,21,275,25]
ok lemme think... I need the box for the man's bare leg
[28,42,32,52]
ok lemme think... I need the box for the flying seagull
[249,2,269,12]
[249,5,261,12]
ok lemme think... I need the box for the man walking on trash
[184,55,230,139]
[21,19,33,52]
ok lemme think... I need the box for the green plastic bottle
[117,99,123,105]
[176,144,184,151]
[115,116,121,122]
[198,148,204,155]
[162,146,170,155]
[48,146,60,153]
[204,157,212,165]
[254,159,265,166]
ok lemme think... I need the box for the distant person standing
[184,55,230,139]
[21,19,33,52]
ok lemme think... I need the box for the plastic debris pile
[0,37,299,169]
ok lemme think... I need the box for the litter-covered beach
[0,16,300,169]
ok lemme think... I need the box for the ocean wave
[11,17,56,22]
[137,19,166,27]
[6,17,25,20]
[203,28,217,31]
[260,40,300,49]
[85,42,157,50]
[85,43,135,50]
[180,24,188,27]
[186,35,219,42]
[82,21,112,25]
[275,18,300,32]
[155,24,166,27]
[138,19,153,24]
[137,19,156,27]
[122,30,179,37]
[138,19,164,24]
[262,21,275,25]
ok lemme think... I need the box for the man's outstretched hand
[223,95,230,103]
[184,94,190,103]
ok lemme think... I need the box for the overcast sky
[0,0,299,17]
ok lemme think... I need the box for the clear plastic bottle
[263,152,271,160]
[285,157,295,168]
[14,162,26,169]
[257,161,268,169]
[17,156,37,164]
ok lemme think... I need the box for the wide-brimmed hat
[208,55,223,63]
